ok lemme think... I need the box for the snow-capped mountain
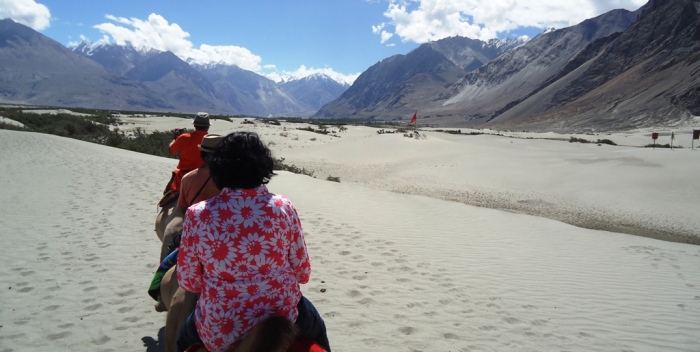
[279,73,350,112]
[72,41,161,76]
[68,41,349,117]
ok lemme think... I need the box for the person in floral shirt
[176,131,330,352]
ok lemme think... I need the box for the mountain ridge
[2,0,697,132]
[314,0,699,132]
[0,19,348,117]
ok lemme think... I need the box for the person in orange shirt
[176,133,224,212]
[162,112,211,197]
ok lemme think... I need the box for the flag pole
[671,132,675,151]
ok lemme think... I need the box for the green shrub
[117,129,175,158]
[274,157,314,177]
[326,175,340,183]
[0,109,177,158]
[569,136,591,143]
[644,144,681,148]
[297,126,330,135]
[596,139,617,146]
[0,122,27,131]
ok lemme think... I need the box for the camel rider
[166,133,225,254]
[149,134,224,309]
[176,134,224,213]
[161,112,211,204]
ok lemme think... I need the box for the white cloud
[0,0,50,30]
[376,0,648,43]
[372,23,386,34]
[188,44,262,72]
[380,30,394,44]
[89,13,358,83]
[92,13,262,72]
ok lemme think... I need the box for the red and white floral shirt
[177,186,311,352]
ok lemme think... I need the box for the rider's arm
[177,209,203,293]
[176,174,190,212]
[287,203,311,284]
[169,132,185,155]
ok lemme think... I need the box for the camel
[154,195,194,352]
[160,265,198,352]
[155,196,184,262]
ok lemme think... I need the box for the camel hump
[231,316,298,352]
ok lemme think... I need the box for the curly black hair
[208,131,276,189]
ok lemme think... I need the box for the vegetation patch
[0,108,323,175]
[297,126,330,135]
[274,157,314,177]
[570,136,617,145]
[644,143,681,148]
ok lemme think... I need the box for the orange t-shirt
[169,130,208,171]
[177,167,220,210]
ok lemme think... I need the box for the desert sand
[1,114,699,352]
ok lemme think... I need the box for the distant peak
[304,73,332,81]
[70,40,158,56]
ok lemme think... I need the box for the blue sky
[1,0,647,84]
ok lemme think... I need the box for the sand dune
[1,119,698,351]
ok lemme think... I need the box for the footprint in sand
[17,286,34,293]
[398,326,415,335]
[347,290,362,298]
[116,289,135,297]
[442,332,460,339]
[85,303,103,311]
[47,331,71,340]
[92,335,111,345]
[13,318,30,326]
[358,297,375,305]
[117,306,133,313]
[478,325,496,331]
[503,317,521,324]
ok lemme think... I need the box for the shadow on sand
[142,326,166,352]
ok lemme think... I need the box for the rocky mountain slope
[316,0,700,132]
[0,18,348,117]
[440,9,638,125]
[314,37,524,120]
[488,0,700,131]
[0,18,174,111]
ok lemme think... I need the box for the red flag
[410,112,417,124]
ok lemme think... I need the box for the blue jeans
[176,295,331,352]
[296,296,331,352]
[176,310,202,352]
